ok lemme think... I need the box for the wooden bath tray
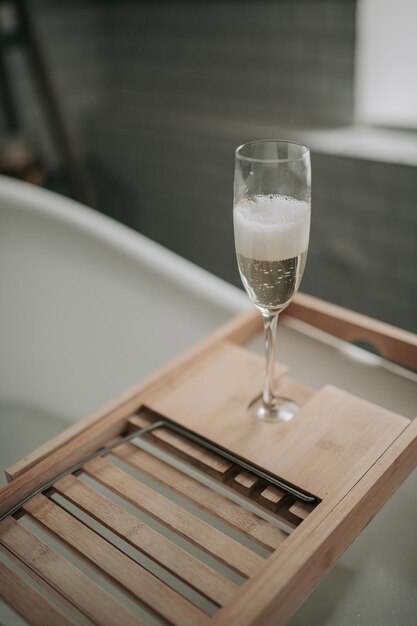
[1,295,417,626]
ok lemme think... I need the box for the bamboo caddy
[1,292,416,626]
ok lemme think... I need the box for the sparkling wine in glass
[233,140,311,421]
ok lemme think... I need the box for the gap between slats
[0,604,25,626]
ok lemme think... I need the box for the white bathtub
[1,176,416,626]
[0,175,251,475]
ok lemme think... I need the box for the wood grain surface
[211,416,417,626]
[54,473,237,606]
[2,302,415,626]
[0,561,77,626]
[114,440,287,551]
[83,456,263,577]
[0,517,145,626]
[143,341,409,499]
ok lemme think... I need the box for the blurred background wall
[1,0,416,332]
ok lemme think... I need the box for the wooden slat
[0,544,96,626]
[134,409,239,479]
[228,470,264,497]
[286,292,417,370]
[0,561,76,626]
[114,441,287,551]
[143,422,233,479]
[273,500,311,527]
[211,417,417,626]
[130,412,235,480]
[257,485,288,512]
[84,456,263,577]
[23,494,208,626]
[54,474,237,606]
[0,517,145,626]
[288,501,315,522]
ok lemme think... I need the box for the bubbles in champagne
[233,194,310,262]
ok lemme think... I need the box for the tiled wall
[88,114,417,333]
[2,0,105,162]
[98,0,356,126]
[308,154,417,332]
[4,0,355,156]
[4,0,417,333]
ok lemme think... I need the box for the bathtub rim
[0,174,249,316]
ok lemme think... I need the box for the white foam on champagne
[234,195,310,261]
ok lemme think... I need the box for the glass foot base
[249,396,299,422]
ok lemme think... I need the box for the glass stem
[262,313,279,409]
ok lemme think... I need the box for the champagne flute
[233,140,311,422]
